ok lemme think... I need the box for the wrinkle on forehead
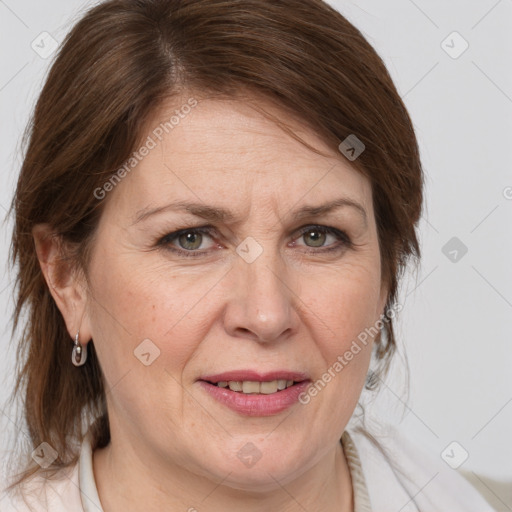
[101,94,373,233]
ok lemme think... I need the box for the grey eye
[178,231,204,250]
[302,229,327,247]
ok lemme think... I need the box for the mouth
[197,370,311,415]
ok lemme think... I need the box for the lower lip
[198,380,311,416]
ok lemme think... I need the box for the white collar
[78,431,104,512]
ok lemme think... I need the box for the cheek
[87,251,219,374]
[302,259,383,347]
[85,258,211,433]
[87,229,382,381]
[291,262,381,438]
[89,242,382,348]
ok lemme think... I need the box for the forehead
[103,94,373,222]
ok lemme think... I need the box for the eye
[175,230,210,251]
[292,225,352,253]
[156,224,352,259]
[157,226,217,257]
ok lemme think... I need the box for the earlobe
[32,223,93,345]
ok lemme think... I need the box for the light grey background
[1,0,511,507]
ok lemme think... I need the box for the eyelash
[156,224,352,259]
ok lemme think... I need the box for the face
[81,92,387,490]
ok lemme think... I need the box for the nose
[222,243,299,343]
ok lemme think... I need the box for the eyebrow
[132,197,368,227]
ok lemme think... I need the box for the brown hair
[8,0,423,486]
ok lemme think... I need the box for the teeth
[228,381,243,392]
[260,381,279,394]
[217,380,297,394]
[277,379,287,390]
[242,381,261,394]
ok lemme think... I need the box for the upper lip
[200,370,310,384]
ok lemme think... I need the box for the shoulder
[345,423,497,512]
[0,463,83,512]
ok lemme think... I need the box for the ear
[378,280,389,319]
[373,277,391,345]
[32,223,93,346]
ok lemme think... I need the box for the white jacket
[0,424,497,511]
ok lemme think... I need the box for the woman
[0,0,496,510]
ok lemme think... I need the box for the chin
[194,452,310,493]
[214,467,304,494]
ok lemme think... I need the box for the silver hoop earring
[72,330,87,366]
